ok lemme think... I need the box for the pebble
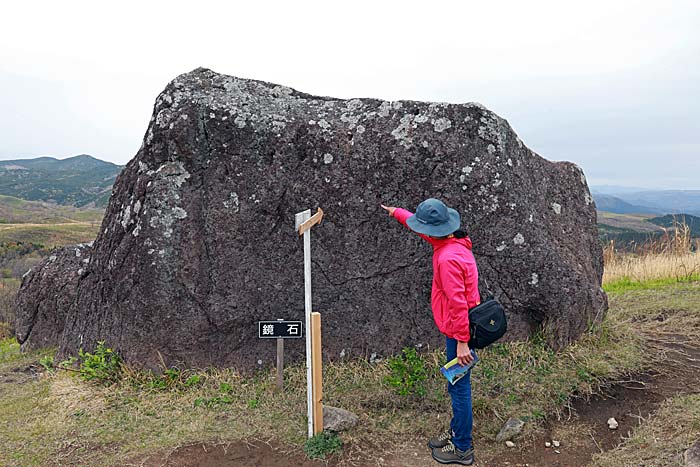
[505,441,516,448]
[552,440,560,447]
[545,441,551,448]
[607,417,619,430]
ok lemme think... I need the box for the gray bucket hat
[406,198,461,237]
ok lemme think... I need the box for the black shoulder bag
[468,288,508,349]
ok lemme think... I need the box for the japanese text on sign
[258,320,304,339]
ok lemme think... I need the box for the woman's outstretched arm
[381,205,432,242]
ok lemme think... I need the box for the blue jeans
[446,337,474,451]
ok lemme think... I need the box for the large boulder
[15,243,91,350]
[15,68,606,370]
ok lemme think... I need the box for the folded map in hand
[440,354,479,385]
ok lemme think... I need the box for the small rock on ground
[505,441,516,448]
[496,418,525,442]
[323,406,359,432]
[607,417,618,430]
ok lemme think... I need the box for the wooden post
[311,311,323,435]
[276,319,284,391]
[295,207,324,438]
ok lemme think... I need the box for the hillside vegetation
[0,194,102,282]
[0,155,121,207]
[0,194,103,224]
[598,211,700,250]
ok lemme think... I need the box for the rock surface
[15,68,606,370]
[15,244,91,351]
[496,417,525,442]
[686,439,700,467]
[322,406,359,432]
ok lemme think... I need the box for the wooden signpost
[295,207,324,438]
[258,320,303,391]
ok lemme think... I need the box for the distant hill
[592,194,662,215]
[592,189,700,216]
[619,191,700,216]
[0,155,122,207]
[649,214,700,237]
[596,210,700,249]
[590,185,650,195]
[597,211,663,232]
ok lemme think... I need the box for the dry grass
[603,221,700,286]
[0,279,19,339]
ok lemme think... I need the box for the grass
[0,222,100,247]
[0,194,104,224]
[591,393,700,467]
[0,279,19,338]
[0,281,664,466]
[304,431,343,459]
[603,220,700,286]
[597,210,660,233]
[604,273,700,293]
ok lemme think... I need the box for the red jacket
[393,208,480,342]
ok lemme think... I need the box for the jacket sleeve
[392,208,432,243]
[438,259,471,342]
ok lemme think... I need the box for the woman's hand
[381,204,396,216]
[457,341,474,366]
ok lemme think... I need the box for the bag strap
[480,270,495,302]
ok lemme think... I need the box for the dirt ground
[127,441,325,467]
[123,334,700,467]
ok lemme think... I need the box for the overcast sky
[1,1,698,189]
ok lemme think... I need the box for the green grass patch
[385,346,429,397]
[0,223,99,247]
[604,274,700,293]
[303,431,342,459]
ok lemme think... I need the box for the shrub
[384,347,428,397]
[39,355,54,371]
[303,431,342,459]
[77,341,122,385]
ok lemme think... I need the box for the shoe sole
[430,451,474,466]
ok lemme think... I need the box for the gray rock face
[687,439,700,467]
[495,417,525,442]
[15,244,91,350]
[15,68,606,370]
[323,406,359,432]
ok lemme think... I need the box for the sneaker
[427,429,452,449]
[431,441,475,465]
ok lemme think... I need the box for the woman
[381,198,479,466]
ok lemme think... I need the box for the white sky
[1,0,698,189]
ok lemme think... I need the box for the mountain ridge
[0,155,122,207]
[592,189,700,216]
